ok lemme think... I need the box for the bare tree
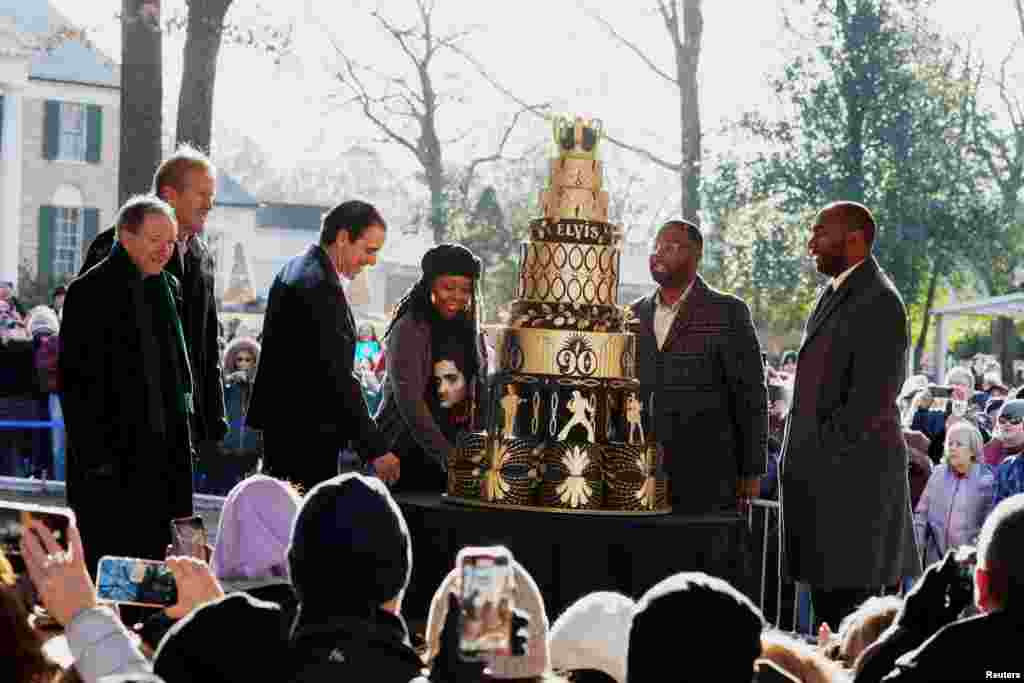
[326,0,537,244]
[1016,0,1024,42]
[582,1,704,220]
[973,50,1024,221]
[120,0,163,204]
[175,0,232,153]
[170,1,294,153]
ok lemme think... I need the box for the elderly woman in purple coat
[913,420,996,565]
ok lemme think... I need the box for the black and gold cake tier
[446,114,670,515]
[515,239,621,308]
[505,301,627,332]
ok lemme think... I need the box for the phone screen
[170,516,207,559]
[96,557,177,607]
[459,553,514,659]
[0,503,73,574]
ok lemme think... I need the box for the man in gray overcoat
[780,201,920,632]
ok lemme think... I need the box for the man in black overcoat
[630,220,768,514]
[247,200,399,492]
[79,146,227,452]
[61,196,195,574]
[780,201,920,632]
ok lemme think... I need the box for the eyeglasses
[649,242,688,257]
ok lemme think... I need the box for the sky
[46,0,1024,230]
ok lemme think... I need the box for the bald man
[780,201,920,632]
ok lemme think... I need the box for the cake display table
[396,492,754,622]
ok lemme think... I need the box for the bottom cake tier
[447,432,671,514]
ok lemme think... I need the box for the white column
[1,83,23,288]
[933,314,947,383]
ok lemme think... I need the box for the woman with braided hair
[375,243,488,492]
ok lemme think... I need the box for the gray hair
[945,366,974,389]
[984,371,1003,386]
[943,421,983,464]
[115,195,177,238]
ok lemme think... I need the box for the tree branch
[1015,0,1024,43]
[448,43,552,120]
[579,1,678,87]
[604,131,683,172]
[329,34,423,163]
[458,108,529,202]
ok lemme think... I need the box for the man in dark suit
[630,220,767,514]
[780,201,920,632]
[79,146,227,454]
[61,196,195,574]
[247,200,399,491]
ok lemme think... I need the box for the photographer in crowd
[855,494,1024,682]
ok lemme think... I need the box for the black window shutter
[43,100,61,160]
[82,208,99,253]
[38,206,56,288]
[86,105,102,163]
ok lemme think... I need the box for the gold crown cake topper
[552,115,604,159]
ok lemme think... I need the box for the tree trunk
[175,0,232,153]
[120,0,163,204]
[914,258,942,372]
[677,0,703,219]
[420,71,446,245]
[428,172,446,245]
[837,0,867,203]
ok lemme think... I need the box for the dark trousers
[810,585,879,630]
[261,429,345,493]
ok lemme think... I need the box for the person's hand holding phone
[897,550,972,638]
[430,592,487,683]
[19,521,96,627]
[163,556,224,621]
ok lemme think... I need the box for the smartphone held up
[0,502,74,574]
[457,546,516,661]
[96,556,177,608]
[170,515,208,559]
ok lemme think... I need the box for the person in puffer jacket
[913,420,995,566]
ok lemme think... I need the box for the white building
[205,178,435,330]
[0,0,120,295]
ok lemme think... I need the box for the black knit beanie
[628,572,765,683]
[421,243,481,283]
[288,473,412,608]
[154,593,288,683]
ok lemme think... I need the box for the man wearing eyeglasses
[630,219,768,516]
[991,399,1024,506]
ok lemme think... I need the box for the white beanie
[28,306,59,338]
[548,591,634,683]
[426,561,549,679]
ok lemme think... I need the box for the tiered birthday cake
[447,116,670,514]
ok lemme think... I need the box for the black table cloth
[395,493,755,623]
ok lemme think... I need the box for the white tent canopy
[931,292,1024,379]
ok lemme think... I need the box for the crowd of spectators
[763,350,1024,522]
[0,295,392,495]
[4,469,1023,682]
